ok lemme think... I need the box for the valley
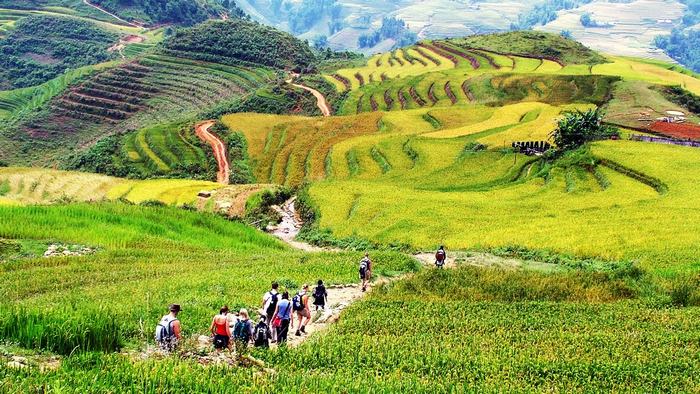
[0,2,699,392]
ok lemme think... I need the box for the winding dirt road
[292,83,332,116]
[195,121,230,185]
[286,76,332,117]
[83,0,141,28]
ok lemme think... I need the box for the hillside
[0,14,118,89]
[162,19,317,70]
[0,15,323,169]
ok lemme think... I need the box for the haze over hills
[1,0,700,392]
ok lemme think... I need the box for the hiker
[254,315,272,348]
[435,245,447,268]
[232,308,254,354]
[261,282,279,342]
[293,284,311,336]
[359,253,372,292]
[155,304,182,352]
[273,291,293,344]
[313,279,328,311]
[209,305,232,351]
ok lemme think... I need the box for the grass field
[0,167,222,206]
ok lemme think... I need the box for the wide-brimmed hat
[169,304,182,312]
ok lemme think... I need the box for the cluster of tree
[91,0,219,26]
[511,0,593,30]
[0,15,117,89]
[358,17,417,49]
[654,1,700,71]
[162,19,316,70]
[286,0,342,35]
[663,86,700,114]
[655,29,700,72]
[551,109,619,152]
[579,12,612,28]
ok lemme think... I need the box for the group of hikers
[155,249,447,352]
[155,279,331,352]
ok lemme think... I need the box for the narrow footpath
[195,120,230,185]
[286,76,332,117]
[83,0,142,27]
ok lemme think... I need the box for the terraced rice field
[10,54,274,165]
[0,167,221,206]
[0,62,117,121]
[120,122,210,175]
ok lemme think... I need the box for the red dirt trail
[195,120,230,184]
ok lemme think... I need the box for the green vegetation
[90,0,220,26]
[452,31,607,65]
[358,16,416,49]
[0,202,417,354]
[551,109,618,151]
[663,85,700,114]
[162,19,316,71]
[654,0,700,72]
[511,0,593,30]
[0,14,117,89]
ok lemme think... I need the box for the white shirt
[263,289,278,311]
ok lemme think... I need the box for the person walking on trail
[273,292,293,344]
[210,306,232,351]
[435,245,447,268]
[233,308,254,354]
[359,253,372,292]
[254,314,272,348]
[313,279,328,311]
[293,284,311,336]
[155,304,182,352]
[262,282,279,342]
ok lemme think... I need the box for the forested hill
[90,0,221,26]
[162,19,317,71]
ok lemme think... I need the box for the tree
[550,109,619,151]
[560,30,573,39]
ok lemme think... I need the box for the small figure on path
[261,282,279,343]
[273,292,293,344]
[313,279,328,311]
[233,308,253,354]
[435,245,447,268]
[155,304,182,352]
[293,284,311,336]
[210,305,231,351]
[254,315,272,348]
[360,253,372,292]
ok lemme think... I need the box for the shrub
[550,108,619,151]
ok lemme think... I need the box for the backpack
[265,292,278,316]
[154,315,177,342]
[292,293,304,311]
[359,259,369,276]
[436,249,446,262]
[254,322,269,345]
[233,320,251,343]
[313,285,325,300]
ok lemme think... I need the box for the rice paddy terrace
[217,32,700,275]
[1,25,700,392]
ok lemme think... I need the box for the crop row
[345,74,616,114]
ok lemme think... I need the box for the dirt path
[83,0,142,27]
[195,121,230,185]
[286,75,331,117]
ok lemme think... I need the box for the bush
[550,109,619,151]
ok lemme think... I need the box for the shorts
[213,334,229,350]
[297,308,311,319]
